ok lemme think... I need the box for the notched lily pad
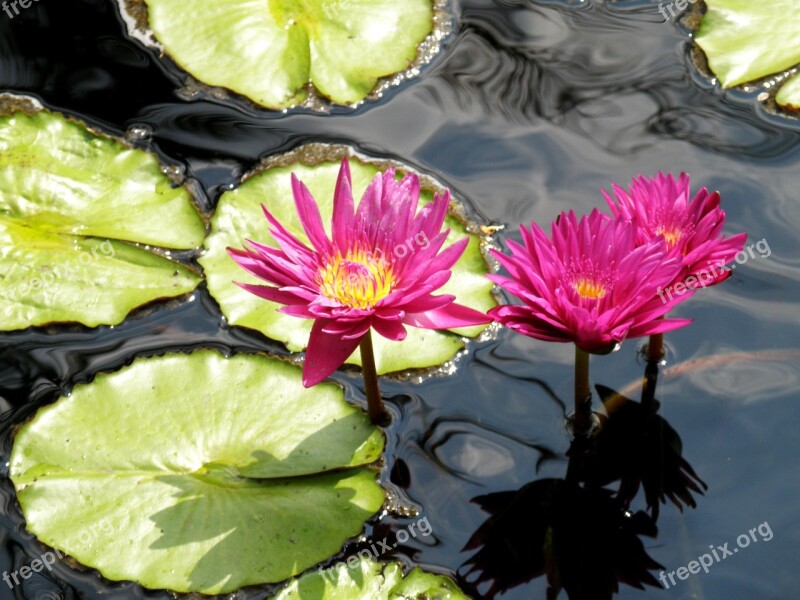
[695,0,800,109]
[125,0,443,109]
[200,145,497,376]
[9,351,385,594]
[272,557,469,599]
[0,102,205,330]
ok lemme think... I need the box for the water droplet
[125,125,153,144]
[163,164,185,179]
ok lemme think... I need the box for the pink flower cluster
[230,160,745,387]
[489,173,746,353]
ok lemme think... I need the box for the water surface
[0,1,798,598]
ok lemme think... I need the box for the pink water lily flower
[228,158,491,388]
[488,209,693,354]
[603,173,746,289]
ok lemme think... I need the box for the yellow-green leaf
[0,107,204,330]
[140,0,434,108]
[10,351,385,594]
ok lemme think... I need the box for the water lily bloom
[487,209,693,354]
[603,172,746,289]
[228,158,491,389]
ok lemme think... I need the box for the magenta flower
[603,173,746,289]
[228,158,491,390]
[487,209,693,354]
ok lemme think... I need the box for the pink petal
[303,319,364,387]
[321,319,367,334]
[234,282,303,305]
[332,158,355,249]
[427,237,469,271]
[372,317,408,341]
[277,304,316,318]
[403,303,492,330]
[291,174,332,254]
[355,171,384,224]
[489,305,571,342]
[399,294,456,313]
[341,320,373,340]
[258,205,314,258]
[227,248,298,287]
[627,317,693,338]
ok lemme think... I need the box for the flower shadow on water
[575,384,708,521]
[461,478,662,600]
[461,368,707,599]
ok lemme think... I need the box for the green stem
[573,346,592,435]
[359,330,385,425]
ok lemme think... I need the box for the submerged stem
[359,330,385,425]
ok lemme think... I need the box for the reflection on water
[577,383,707,521]
[462,479,662,599]
[0,0,799,598]
[462,355,705,599]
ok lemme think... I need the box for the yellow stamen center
[573,278,607,300]
[657,226,682,248]
[317,247,394,309]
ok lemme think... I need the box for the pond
[0,1,798,599]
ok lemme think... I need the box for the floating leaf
[200,151,496,375]
[139,0,434,108]
[272,558,469,600]
[776,72,800,110]
[0,107,204,330]
[10,351,385,594]
[695,0,800,88]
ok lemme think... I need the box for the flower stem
[359,330,385,425]
[646,333,664,363]
[641,358,660,411]
[573,346,592,435]
[642,333,664,410]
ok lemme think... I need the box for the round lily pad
[0,104,204,330]
[200,148,496,375]
[136,0,435,108]
[10,351,385,594]
[272,557,469,600]
[695,0,800,88]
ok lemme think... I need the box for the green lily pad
[776,72,800,110]
[10,351,385,594]
[695,0,800,88]
[272,558,469,599]
[0,106,204,330]
[200,150,496,375]
[139,0,434,108]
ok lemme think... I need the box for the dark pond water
[1,1,799,598]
